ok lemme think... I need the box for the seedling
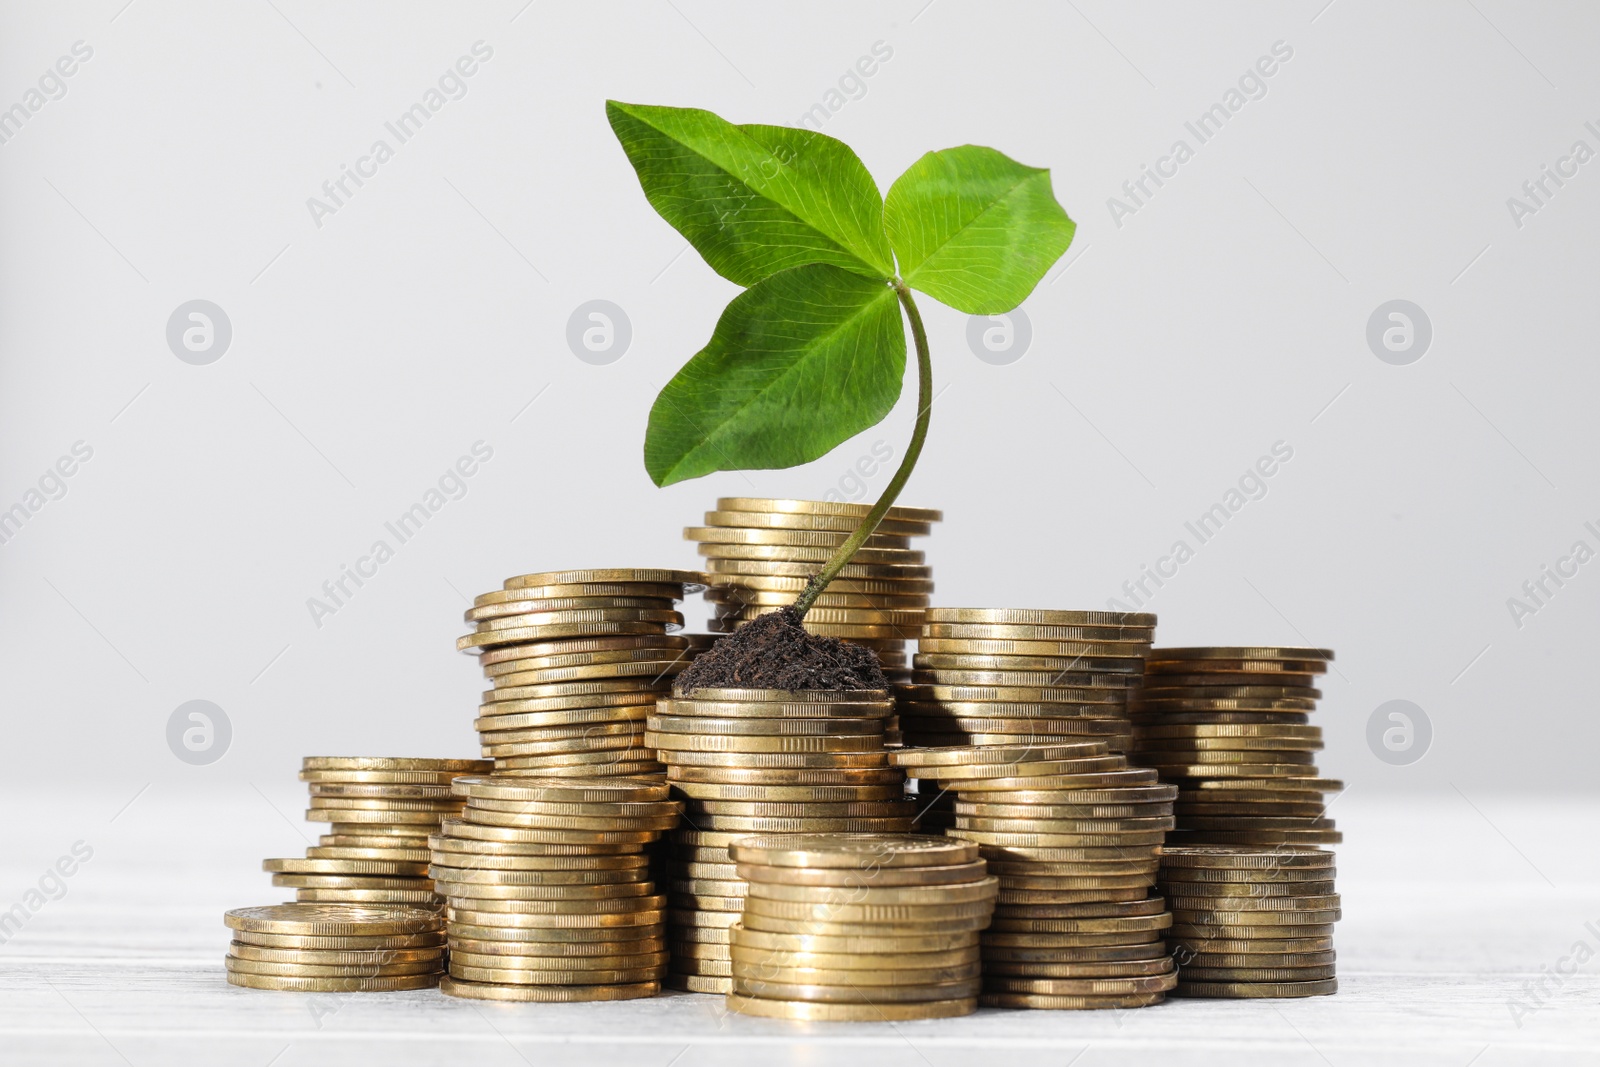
[608,101,1074,615]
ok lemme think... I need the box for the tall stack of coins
[690,498,943,683]
[223,904,446,991]
[274,757,492,908]
[457,569,715,779]
[1129,647,1342,846]
[725,834,996,1021]
[904,609,1156,753]
[648,687,912,993]
[891,743,1178,1010]
[1161,845,1339,998]
[432,775,678,1002]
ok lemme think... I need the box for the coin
[225,956,443,978]
[226,971,441,992]
[696,543,924,564]
[724,994,975,1020]
[440,977,660,1001]
[449,922,666,943]
[225,905,442,937]
[978,991,1165,1009]
[501,569,706,589]
[729,834,978,870]
[1169,978,1338,998]
[227,942,442,965]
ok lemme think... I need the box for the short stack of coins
[432,775,679,1002]
[649,687,912,993]
[903,608,1157,754]
[279,757,492,908]
[457,569,716,779]
[891,743,1179,1010]
[1161,845,1339,998]
[690,498,943,686]
[725,834,996,1021]
[223,904,446,991]
[1129,646,1342,846]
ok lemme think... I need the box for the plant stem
[793,280,933,618]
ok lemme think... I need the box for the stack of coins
[904,609,1156,753]
[690,498,943,683]
[456,569,716,779]
[891,743,1178,1010]
[223,904,446,991]
[274,757,492,908]
[725,834,996,1021]
[1129,647,1342,846]
[431,775,678,1002]
[1161,845,1339,998]
[648,687,912,993]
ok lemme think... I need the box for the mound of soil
[675,607,888,694]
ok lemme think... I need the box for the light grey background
[2,0,1595,801]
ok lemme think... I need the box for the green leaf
[607,100,895,287]
[884,145,1075,314]
[644,264,905,486]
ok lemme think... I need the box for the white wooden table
[2,787,1594,1066]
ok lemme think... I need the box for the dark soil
[675,607,888,693]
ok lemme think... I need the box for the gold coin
[911,670,1136,689]
[476,691,661,714]
[501,569,707,589]
[228,942,442,964]
[978,991,1165,1010]
[447,908,665,929]
[474,709,651,733]
[264,858,429,877]
[714,497,941,522]
[914,758,1128,782]
[728,924,980,955]
[724,993,973,1021]
[1181,950,1336,967]
[1159,846,1334,869]
[1169,978,1337,998]
[696,543,924,565]
[660,750,890,769]
[225,905,441,937]
[686,526,911,549]
[949,770,1160,793]
[665,973,731,993]
[434,882,653,902]
[468,596,679,622]
[981,931,1161,949]
[925,608,1156,627]
[729,833,976,869]
[489,750,663,770]
[740,896,995,924]
[730,605,926,628]
[889,743,1109,768]
[706,558,932,580]
[658,699,891,719]
[1170,907,1341,924]
[922,623,1151,642]
[714,573,935,595]
[476,581,689,605]
[490,661,687,688]
[672,782,906,802]
[449,922,666,943]
[691,815,916,833]
[299,770,467,786]
[1189,778,1343,793]
[739,912,990,937]
[710,588,930,610]
[449,934,665,956]
[986,958,1174,979]
[731,960,983,986]
[452,775,671,802]
[483,677,666,701]
[307,782,458,799]
[703,508,934,535]
[1137,685,1323,701]
[293,890,440,906]
[458,622,673,651]
[481,737,648,760]
[307,796,463,812]
[449,948,666,970]
[727,940,979,968]
[953,814,1174,833]
[954,798,1174,818]
[906,681,1138,703]
[729,977,981,1003]
[270,874,427,891]
[449,962,662,985]
[1134,698,1317,713]
[691,799,913,818]
[483,647,696,678]
[460,807,677,833]
[477,635,698,666]
[1151,647,1334,662]
[501,761,664,779]
[986,973,1177,995]
[302,757,489,773]
[647,715,885,737]
[225,956,443,978]
[668,765,903,786]
[1168,923,1337,940]
[229,931,445,950]
[745,877,997,906]
[440,976,660,1001]
[919,638,1151,657]
[733,860,987,889]
[987,913,1172,934]
[915,652,1144,673]
[1179,964,1337,982]
[646,732,885,754]
[708,618,914,639]
[226,971,441,992]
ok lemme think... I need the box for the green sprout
[607,101,1075,615]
